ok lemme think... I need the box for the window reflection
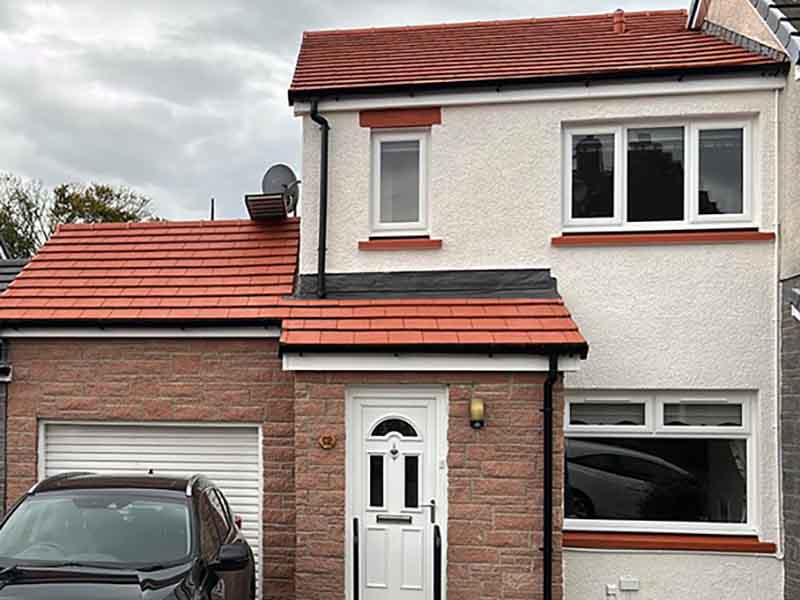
[565,438,746,523]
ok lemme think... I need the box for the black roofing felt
[296,269,559,300]
[0,260,27,293]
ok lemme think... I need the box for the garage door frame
[37,420,264,592]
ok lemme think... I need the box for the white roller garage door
[40,423,263,592]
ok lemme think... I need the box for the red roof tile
[279,297,587,355]
[0,219,300,322]
[289,10,784,102]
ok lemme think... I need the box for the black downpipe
[543,354,558,600]
[309,100,330,298]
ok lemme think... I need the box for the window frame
[370,129,430,237]
[689,119,753,226]
[562,119,754,233]
[564,391,757,536]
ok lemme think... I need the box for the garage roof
[0,219,299,322]
[289,9,786,103]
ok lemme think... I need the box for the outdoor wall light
[470,398,485,429]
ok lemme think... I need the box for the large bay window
[564,120,752,231]
[565,391,754,534]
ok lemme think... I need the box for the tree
[0,173,155,258]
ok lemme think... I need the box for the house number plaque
[318,434,337,450]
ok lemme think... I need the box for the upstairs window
[564,120,752,231]
[371,130,429,236]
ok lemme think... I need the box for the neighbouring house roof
[0,219,299,322]
[690,0,800,64]
[289,9,786,103]
[278,297,587,357]
[753,0,800,64]
[0,260,28,293]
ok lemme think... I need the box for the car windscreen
[0,491,192,568]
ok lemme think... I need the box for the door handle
[422,499,436,524]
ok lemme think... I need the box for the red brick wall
[7,338,295,600]
[294,371,564,600]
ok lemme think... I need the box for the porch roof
[278,296,587,358]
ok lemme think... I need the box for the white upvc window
[564,391,756,535]
[563,119,753,232]
[370,129,429,236]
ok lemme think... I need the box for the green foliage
[0,174,155,258]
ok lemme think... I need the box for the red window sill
[358,237,443,251]
[552,230,775,247]
[563,531,776,553]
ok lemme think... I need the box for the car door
[198,490,226,600]
[210,488,255,600]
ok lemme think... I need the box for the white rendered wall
[565,550,782,600]
[297,84,782,599]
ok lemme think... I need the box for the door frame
[345,385,448,600]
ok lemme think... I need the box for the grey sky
[0,0,685,220]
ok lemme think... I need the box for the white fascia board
[792,305,800,323]
[293,76,785,116]
[0,326,281,339]
[282,352,582,372]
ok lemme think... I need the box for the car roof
[30,472,214,495]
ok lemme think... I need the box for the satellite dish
[261,164,300,214]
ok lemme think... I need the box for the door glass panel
[369,455,384,508]
[627,127,685,222]
[371,418,418,438]
[404,456,420,509]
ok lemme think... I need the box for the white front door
[348,389,445,600]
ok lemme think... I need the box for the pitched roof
[0,220,587,356]
[279,297,587,356]
[289,9,785,102]
[0,219,299,322]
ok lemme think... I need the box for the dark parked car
[0,472,256,599]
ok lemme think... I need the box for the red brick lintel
[359,107,442,128]
[563,531,777,553]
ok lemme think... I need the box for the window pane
[664,403,742,427]
[699,129,744,215]
[627,127,685,222]
[372,418,418,437]
[380,140,420,223]
[566,438,747,523]
[572,133,615,218]
[405,456,420,509]
[570,403,645,426]
[369,455,384,508]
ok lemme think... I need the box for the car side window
[198,491,223,560]
[212,489,234,530]
[208,489,232,539]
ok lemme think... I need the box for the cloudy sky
[0,0,685,220]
